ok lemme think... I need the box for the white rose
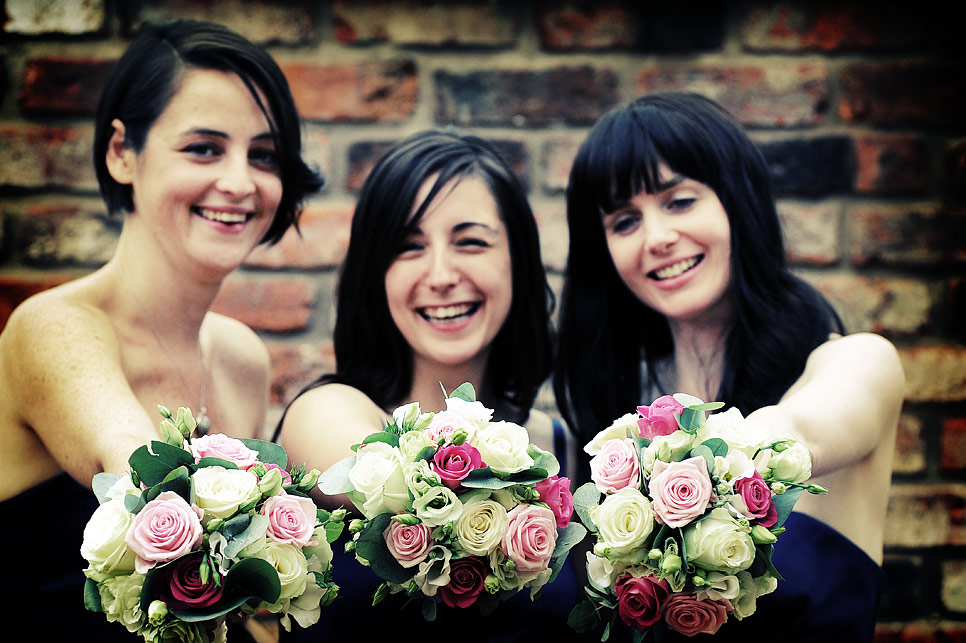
[683,507,756,573]
[412,486,463,527]
[403,460,442,499]
[302,526,334,571]
[445,397,493,424]
[589,487,655,563]
[398,430,436,462]
[584,413,640,456]
[474,421,534,474]
[455,495,508,556]
[193,466,261,520]
[348,442,410,518]
[488,547,523,591]
[392,402,421,428]
[413,545,453,596]
[105,476,140,502]
[766,441,812,484]
[585,552,627,590]
[98,572,145,632]
[695,408,767,458]
[81,498,137,579]
[255,541,309,601]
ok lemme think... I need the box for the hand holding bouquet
[317,383,586,621]
[81,405,344,642]
[569,394,826,640]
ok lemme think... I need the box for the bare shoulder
[284,383,386,431]
[802,332,904,392]
[204,312,269,374]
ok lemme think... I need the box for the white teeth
[653,257,700,280]
[421,303,474,321]
[197,208,249,224]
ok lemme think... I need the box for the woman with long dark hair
[555,92,903,641]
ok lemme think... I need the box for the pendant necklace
[116,264,211,436]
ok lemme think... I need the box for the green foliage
[92,472,123,505]
[573,482,601,534]
[567,599,600,634]
[461,466,550,489]
[772,486,805,528]
[676,407,704,434]
[448,382,477,402]
[222,514,268,560]
[170,557,282,622]
[316,455,356,495]
[83,577,103,613]
[356,513,413,585]
[237,438,287,468]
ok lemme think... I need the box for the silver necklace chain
[116,264,210,436]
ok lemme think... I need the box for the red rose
[535,475,574,529]
[664,593,730,636]
[637,395,685,440]
[162,553,223,610]
[438,557,487,609]
[733,471,777,527]
[432,443,484,490]
[615,574,671,630]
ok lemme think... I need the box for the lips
[192,206,253,225]
[418,302,481,323]
[649,255,703,281]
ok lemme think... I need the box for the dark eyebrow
[655,174,686,192]
[453,221,499,235]
[183,128,275,143]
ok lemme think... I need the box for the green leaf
[552,522,588,560]
[223,514,268,560]
[567,599,600,633]
[123,493,144,514]
[528,444,560,478]
[356,513,413,585]
[572,482,601,534]
[448,382,476,402]
[689,444,715,472]
[148,465,192,504]
[128,443,189,488]
[173,557,283,622]
[83,577,103,613]
[195,457,238,470]
[415,446,436,462]
[676,408,704,433]
[324,520,345,544]
[317,455,357,495]
[772,486,805,528]
[360,432,400,448]
[699,437,729,458]
[421,597,437,621]
[238,438,288,468]
[477,590,500,616]
[92,473,123,505]
[688,402,725,411]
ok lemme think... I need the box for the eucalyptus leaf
[360,432,400,448]
[415,446,436,462]
[356,513,413,585]
[448,382,476,402]
[195,457,238,470]
[676,407,704,433]
[528,445,560,478]
[689,444,715,472]
[174,557,283,622]
[552,522,588,559]
[223,514,268,560]
[689,402,725,411]
[317,455,357,496]
[421,597,437,622]
[84,577,103,613]
[92,472,123,505]
[772,486,805,528]
[699,437,729,458]
[123,493,144,515]
[572,482,601,533]
[238,438,288,468]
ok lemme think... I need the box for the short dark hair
[554,92,842,449]
[297,130,553,424]
[93,19,322,244]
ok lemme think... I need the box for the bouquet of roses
[81,405,344,642]
[568,394,826,641]
[317,383,585,621]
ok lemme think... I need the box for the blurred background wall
[1,1,963,637]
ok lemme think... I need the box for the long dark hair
[554,92,842,447]
[94,19,322,244]
[280,130,553,432]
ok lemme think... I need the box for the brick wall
[1,1,964,637]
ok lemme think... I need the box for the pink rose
[438,557,487,608]
[535,476,574,529]
[649,456,713,528]
[262,492,317,547]
[637,395,684,440]
[732,471,777,527]
[426,411,476,445]
[590,439,641,493]
[161,552,223,610]
[501,504,557,576]
[432,443,484,490]
[615,574,671,630]
[189,433,259,469]
[664,594,730,636]
[383,521,433,568]
[125,491,203,573]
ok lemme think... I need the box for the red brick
[345,140,398,193]
[301,126,334,192]
[283,60,418,123]
[20,58,115,116]
[266,340,335,406]
[942,418,966,471]
[211,274,317,333]
[840,62,966,129]
[15,199,118,267]
[536,2,639,50]
[804,273,932,337]
[541,137,581,193]
[885,483,966,547]
[435,67,619,127]
[778,201,841,265]
[533,203,568,273]
[0,123,97,190]
[129,0,316,44]
[3,0,105,35]
[943,138,966,201]
[332,0,517,47]
[899,345,966,403]
[637,64,829,128]
[740,2,929,52]
[893,414,926,475]
[854,134,929,195]
[0,272,79,331]
[849,204,966,267]
[245,203,354,269]
[875,621,966,642]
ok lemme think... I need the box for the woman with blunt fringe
[275,130,579,641]
[0,20,321,641]
[554,92,902,641]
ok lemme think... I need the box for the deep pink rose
[189,433,258,469]
[615,574,672,630]
[432,443,483,490]
[732,471,777,527]
[262,492,317,546]
[535,476,574,529]
[501,504,557,575]
[637,396,685,440]
[664,594,730,636]
[161,552,224,610]
[383,520,433,568]
[125,491,203,573]
[590,439,641,493]
[438,557,487,608]
[649,456,713,528]
[426,411,475,445]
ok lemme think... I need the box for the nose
[425,248,460,292]
[216,153,256,199]
[644,211,679,255]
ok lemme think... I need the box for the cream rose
[302,526,334,571]
[255,541,309,601]
[474,421,534,474]
[81,498,137,579]
[695,408,766,458]
[192,466,261,520]
[398,430,436,462]
[348,442,410,518]
[683,508,756,573]
[413,485,463,527]
[445,397,493,424]
[456,494,508,556]
[589,487,655,563]
[403,460,442,499]
[584,413,640,456]
[765,441,812,484]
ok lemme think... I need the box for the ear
[104,119,136,185]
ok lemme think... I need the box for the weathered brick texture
[128,0,317,44]
[16,200,119,267]
[759,136,854,196]
[267,340,335,406]
[892,414,926,476]
[850,205,966,267]
[840,62,966,129]
[283,60,419,123]
[211,274,318,333]
[778,201,841,265]
[806,274,933,337]
[245,204,354,270]
[19,58,115,116]
[884,484,966,547]
[0,124,97,190]
[3,0,105,35]
[853,134,929,195]
[942,418,966,471]
[900,346,966,403]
